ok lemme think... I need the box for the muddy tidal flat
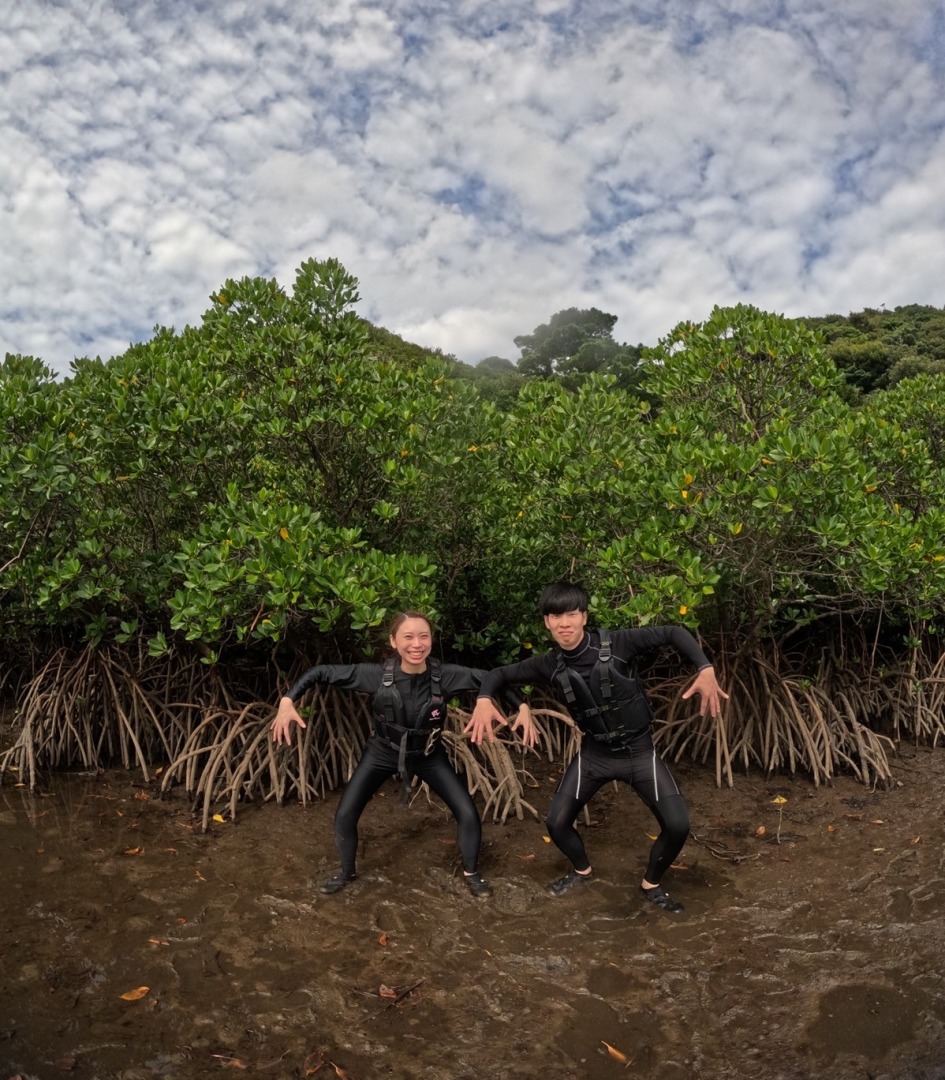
[2,746,945,1080]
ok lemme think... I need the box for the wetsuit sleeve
[440,666,525,711]
[475,654,557,700]
[611,626,712,670]
[285,663,383,702]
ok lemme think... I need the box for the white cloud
[2,0,944,373]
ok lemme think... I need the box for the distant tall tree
[514,307,645,394]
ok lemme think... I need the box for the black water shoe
[320,872,357,895]
[640,885,683,913]
[549,870,592,896]
[464,873,494,898]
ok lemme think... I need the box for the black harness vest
[373,657,447,777]
[552,629,653,748]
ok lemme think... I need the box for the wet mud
[2,745,945,1079]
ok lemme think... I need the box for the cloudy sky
[3,0,944,376]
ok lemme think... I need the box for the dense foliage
[3,264,945,795]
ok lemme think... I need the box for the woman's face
[390,617,433,671]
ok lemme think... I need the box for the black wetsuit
[287,662,521,877]
[477,627,712,885]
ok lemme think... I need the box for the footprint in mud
[807,982,923,1059]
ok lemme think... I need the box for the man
[465,581,727,913]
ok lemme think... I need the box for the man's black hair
[539,581,589,616]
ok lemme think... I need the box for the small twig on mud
[689,831,761,864]
[386,979,424,1007]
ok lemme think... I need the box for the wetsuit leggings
[333,736,482,876]
[545,730,690,885]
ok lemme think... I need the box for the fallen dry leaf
[378,984,398,999]
[331,1063,357,1080]
[601,1040,631,1065]
[148,938,170,947]
[123,846,144,856]
[911,835,922,845]
[211,1055,248,1069]
[518,853,536,861]
[195,868,207,881]
[755,826,766,837]
[302,1050,325,1075]
[119,985,150,1001]
[826,824,838,833]
[212,813,226,823]
[771,795,788,806]
[378,933,389,947]
[134,791,150,801]
[542,835,551,843]
[870,819,885,825]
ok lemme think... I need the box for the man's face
[543,608,588,650]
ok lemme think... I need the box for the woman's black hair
[388,610,434,638]
[539,581,589,616]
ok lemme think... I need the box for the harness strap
[598,628,613,703]
[553,652,577,706]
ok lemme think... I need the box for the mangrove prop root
[3,644,943,811]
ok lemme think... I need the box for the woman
[271,611,530,898]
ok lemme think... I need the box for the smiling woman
[270,611,531,898]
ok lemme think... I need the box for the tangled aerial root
[4,644,944,824]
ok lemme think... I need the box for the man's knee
[546,795,574,838]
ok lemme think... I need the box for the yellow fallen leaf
[119,986,150,1001]
[601,1040,630,1064]
[542,835,551,843]
[771,795,788,806]
[212,814,226,823]
[646,833,658,841]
